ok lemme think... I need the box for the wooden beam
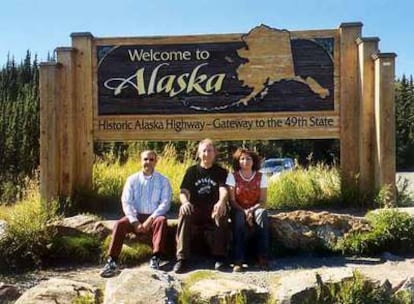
[71,33,94,191]
[339,22,362,186]
[39,62,60,202]
[372,52,397,198]
[56,47,77,197]
[357,37,379,195]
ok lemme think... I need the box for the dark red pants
[108,214,167,259]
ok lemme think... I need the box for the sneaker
[100,257,118,278]
[149,255,160,270]
[173,259,188,274]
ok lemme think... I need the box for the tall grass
[266,164,343,210]
[92,144,194,207]
[0,181,58,270]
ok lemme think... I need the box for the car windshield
[262,160,284,168]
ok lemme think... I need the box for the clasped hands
[132,218,152,234]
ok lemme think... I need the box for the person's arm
[142,176,172,231]
[226,173,245,212]
[213,168,229,217]
[228,186,246,212]
[248,174,268,212]
[121,176,139,224]
[150,176,172,218]
[179,168,194,216]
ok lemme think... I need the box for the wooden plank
[39,62,59,202]
[92,29,337,46]
[93,112,340,141]
[339,22,362,185]
[71,33,94,191]
[373,53,397,197]
[56,47,77,197]
[357,37,379,195]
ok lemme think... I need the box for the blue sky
[1,0,413,77]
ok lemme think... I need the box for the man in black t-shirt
[173,138,229,273]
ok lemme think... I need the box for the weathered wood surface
[339,22,362,185]
[357,37,379,194]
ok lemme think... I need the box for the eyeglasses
[143,158,155,162]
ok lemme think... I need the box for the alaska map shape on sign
[235,25,330,107]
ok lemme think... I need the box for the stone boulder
[269,210,371,251]
[48,214,112,240]
[271,267,395,304]
[0,282,21,303]
[104,269,178,304]
[188,278,269,303]
[15,278,100,304]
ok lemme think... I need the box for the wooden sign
[94,25,340,140]
[39,22,396,203]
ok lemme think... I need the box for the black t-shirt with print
[180,164,228,207]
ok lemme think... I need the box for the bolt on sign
[40,23,396,202]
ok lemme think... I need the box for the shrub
[338,209,414,256]
[48,235,101,263]
[315,271,412,304]
[0,188,57,271]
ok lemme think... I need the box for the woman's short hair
[232,148,261,171]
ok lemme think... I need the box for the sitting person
[173,138,230,273]
[226,148,269,272]
[100,150,172,278]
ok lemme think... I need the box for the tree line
[0,52,39,202]
[0,52,413,203]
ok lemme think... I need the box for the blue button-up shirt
[121,171,172,223]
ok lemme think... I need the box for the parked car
[260,158,294,178]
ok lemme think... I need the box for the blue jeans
[232,208,269,263]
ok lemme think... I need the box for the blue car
[260,158,294,178]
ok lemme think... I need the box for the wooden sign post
[39,22,396,203]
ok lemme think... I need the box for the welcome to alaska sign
[40,22,396,204]
[94,25,339,141]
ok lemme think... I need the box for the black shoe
[173,259,188,274]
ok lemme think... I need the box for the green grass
[178,270,218,304]
[49,235,101,263]
[0,186,58,270]
[93,144,193,208]
[101,235,152,265]
[314,271,412,304]
[266,164,344,210]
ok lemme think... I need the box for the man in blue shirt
[100,150,172,278]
